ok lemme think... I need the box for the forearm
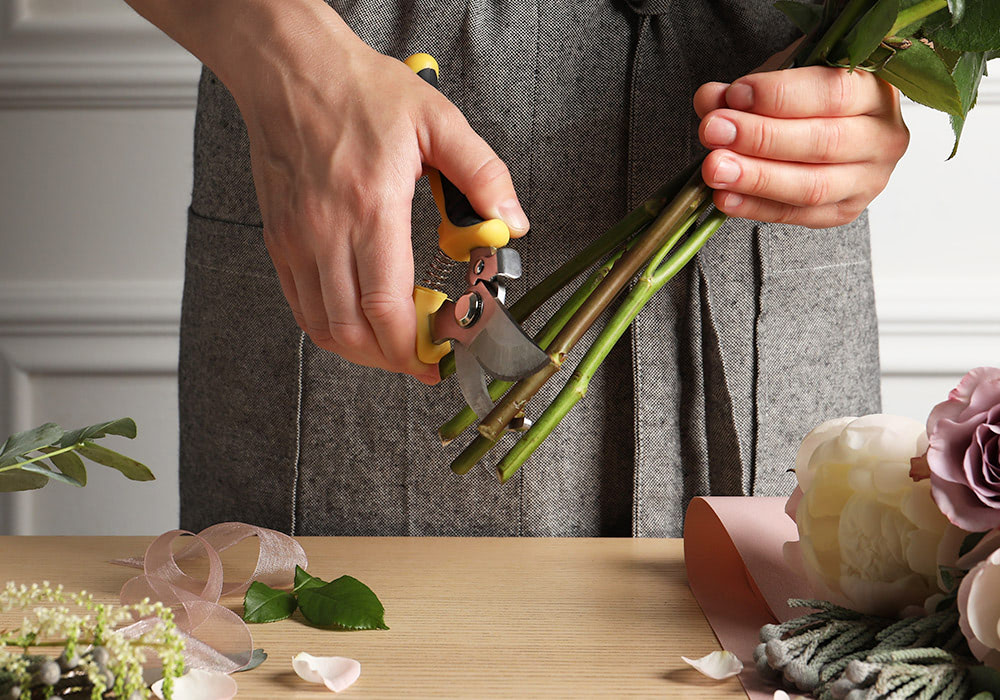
[122,0,364,103]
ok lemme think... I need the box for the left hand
[695,66,909,229]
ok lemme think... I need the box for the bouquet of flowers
[762,367,1000,698]
[439,0,1000,482]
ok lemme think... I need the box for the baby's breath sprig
[0,582,184,700]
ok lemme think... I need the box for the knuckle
[359,288,405,323]
[829,69,857,114]
[816,120,844,162]
[750,163,772,197]
[750,119,772,156]
[467,155,512,193]
[803,173,830,208]
[771,79,787,116]
[771,202,800,225]
[327,320,368,352]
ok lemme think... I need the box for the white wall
[1,1,998,534]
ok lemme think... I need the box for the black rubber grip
[413,64,486,228]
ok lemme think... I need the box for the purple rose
[926,367,1000,532]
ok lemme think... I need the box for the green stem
[496,210,727,483]
[889,0,948,36]
[439,241,633,445]
[437,161,698,380]
[802,0,872,66]
[0,443,81,474]
[450,434,503,476]
[477,172,710,442]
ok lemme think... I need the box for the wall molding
[0,0,997,110]
[0,0,200,109]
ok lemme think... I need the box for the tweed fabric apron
[179,0,881,537]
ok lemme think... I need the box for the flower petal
[680,650,743,679]
[292,652,361,693]
[151,669,237,700]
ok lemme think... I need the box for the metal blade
[454,343,495,419]
[467,300,549,381]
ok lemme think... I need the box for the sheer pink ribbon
[113,523,308,673]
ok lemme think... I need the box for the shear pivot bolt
[455,292,483,327]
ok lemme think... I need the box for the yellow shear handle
[405,53,511,261]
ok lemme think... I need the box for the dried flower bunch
[0,582,184,700]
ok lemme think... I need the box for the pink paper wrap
[684,496,808,699]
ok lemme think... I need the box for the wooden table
[1,537,743,698]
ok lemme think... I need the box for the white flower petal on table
[292,652,361,692]
[773,691,790,700]
[151,668,237,700]
[680,650,743,679]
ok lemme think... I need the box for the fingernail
[704,116,737,146]
[727,82,754,111]
[498,199,530,234]
[712,158,741,185]
[722,192,744,209]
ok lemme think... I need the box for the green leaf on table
[774,0,825,34]
[58,417,137,448]
[0,469,49,492]
[0,423,62,467]
[836,0,900,69]
[234,649,267,673]
[40,447,87,487]
[76,441,155,481]
[927,0,1000,51]
[293,565,327,594]
[875,39,963,115]
[243,582,297,623]
[297,576,388,630]
[946,50,988,157]
[20,462,83,488]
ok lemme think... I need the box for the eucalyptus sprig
[439,0,1000,481]
[0,418,154,492]
[243,566,388,631]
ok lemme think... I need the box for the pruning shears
[405,53,547,421]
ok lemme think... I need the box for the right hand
[228,5,529,385]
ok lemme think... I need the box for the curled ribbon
[113,523,308,673]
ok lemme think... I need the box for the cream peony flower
[789,415,949,617]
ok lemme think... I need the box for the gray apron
[179,0,881,537]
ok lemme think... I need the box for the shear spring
[420,249,456,291]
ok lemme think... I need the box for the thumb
[420,106,530,237]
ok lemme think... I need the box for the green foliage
[774,0,825,33]
[298,576,389,631]
[243,566,388,631]
[243,582,298,623]
[0,418,153,492]
[874,39,964,114]
[928,0,1000,51]
[838,0,901,68]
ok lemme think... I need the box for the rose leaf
[243,581,297,624]
[293,565,327,594]
[297,576,389,630]
[927,0,1000,52]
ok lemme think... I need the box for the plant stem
[437,161,697,380]
[450,434,502,476]
[439,242,632,445]
[0,443,82,474]
[801,0,873,66]
[478,170,710,442]
[496,209,727,483]
[888,0,948,36]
